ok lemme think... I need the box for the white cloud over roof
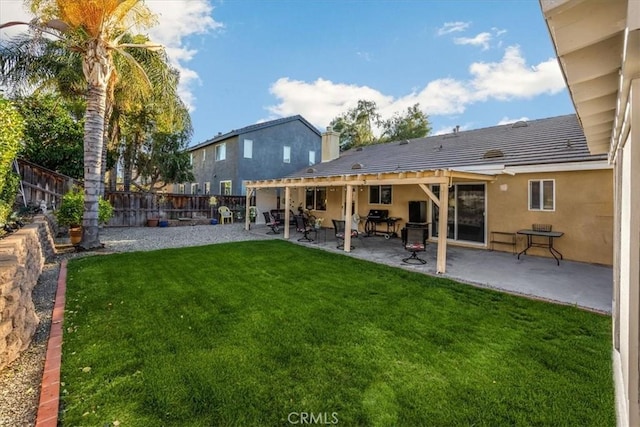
[266,45,566,130]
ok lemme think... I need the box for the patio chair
[262,212,280,234]
[332,219,358,250]
[532,223,552,232]
[295,215,315,242]
[218,206,233,224]
[401,227,428,264]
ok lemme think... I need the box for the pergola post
[436,182,449,274]
[244,187,253,231]
[344,184,354,252]
[284,186,291,239]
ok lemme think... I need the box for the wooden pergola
[244,169,496,274]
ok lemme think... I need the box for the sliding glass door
[431,184,486,243]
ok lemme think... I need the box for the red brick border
[35,259,67,426]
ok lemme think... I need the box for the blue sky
[0,0,574,146]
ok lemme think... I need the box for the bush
[56,188,114,228]
[0,97,25,225]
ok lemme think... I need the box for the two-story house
[174,115,321,196]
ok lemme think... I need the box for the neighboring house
[246,114,613,269]
[174,115,321,196]
[541,0,639,425]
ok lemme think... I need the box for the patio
[252,224,613,314]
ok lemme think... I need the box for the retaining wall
[0,216,55,371]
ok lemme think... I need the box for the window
[305,187,327,211]
[369,185,392,204]
[215,143,226,161]
[220,180,232,195]
[177,183,185,194]
[529,179,555,211]
[189,153,193,166]
[202,149,206,163]
[283,145,291,163]
[308,150,316,166]
[191,183,199,194]
[204,182,211,195]
[244,139,253,158]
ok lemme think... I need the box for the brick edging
[35,259,67,426]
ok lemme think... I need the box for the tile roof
[189,115,321,151]
[289,114,607,178]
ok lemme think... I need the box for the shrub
[56,188,114,228]
[0,98,25,225]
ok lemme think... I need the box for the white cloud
[454,32,492,50]
[146,1,223,111]
[497,116,529,125]
[469,45,565,100]
[266,45,566,131]
[0,0,222,111]
[437,21,470,36]
[357,51,372,62]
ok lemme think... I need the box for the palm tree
[1,0,160,249]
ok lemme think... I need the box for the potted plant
[56,188,114,244]
[313,217,324,229]
[209,196,219,224]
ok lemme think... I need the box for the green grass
[60,240,614,426]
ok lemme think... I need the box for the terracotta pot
[147,218,159,227]
[69,227,82,245]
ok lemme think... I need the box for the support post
[436,183,449,273]
[284,186,291,239]
[344,184,353,252]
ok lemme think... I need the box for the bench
[489,231,517,254]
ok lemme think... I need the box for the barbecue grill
[364,209,401,239]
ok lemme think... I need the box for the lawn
[60,240,614,426]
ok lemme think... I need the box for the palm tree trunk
[79,39,111,250]
[80,83,107,249]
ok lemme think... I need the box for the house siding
[283,168,613,265]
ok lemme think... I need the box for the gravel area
[0,223,275,426]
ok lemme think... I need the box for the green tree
[13,94,84,179]
[0,97,25,225]
[134,131,194,192]
[380,103,431,142]
[330,100,380,150]
[1,0,162,249]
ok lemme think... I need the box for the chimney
[321,126,340,162]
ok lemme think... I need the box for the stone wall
[0,216,55,371]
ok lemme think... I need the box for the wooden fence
[16,159,80,210]
[104,192,254,227]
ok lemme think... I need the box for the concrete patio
[252,224,613,314]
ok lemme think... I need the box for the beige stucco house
[244,114,613,272]
[541,0,639,425]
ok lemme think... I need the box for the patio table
[517,229,564,265]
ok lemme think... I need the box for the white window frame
[283,145,291,163]
[202,149,206,163]
[308,150,316,166]
[178,183,185,194]
[244,139,253,159]
[204,182,211,195]
[528,179,555,211]
[189,153,193,166]
[220,180,232,195]
[191,183,199,195]
[215,143,226,161]
[369,185,392,205]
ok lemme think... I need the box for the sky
[0,0,575,146]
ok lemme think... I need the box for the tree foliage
[13,93,84,179]
[0,97,25,224]
[379,103,431,143]
[330,100,431,149]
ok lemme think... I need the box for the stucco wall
[487,169,613,265]
[0,216,55,371]
[302,168,613,265]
